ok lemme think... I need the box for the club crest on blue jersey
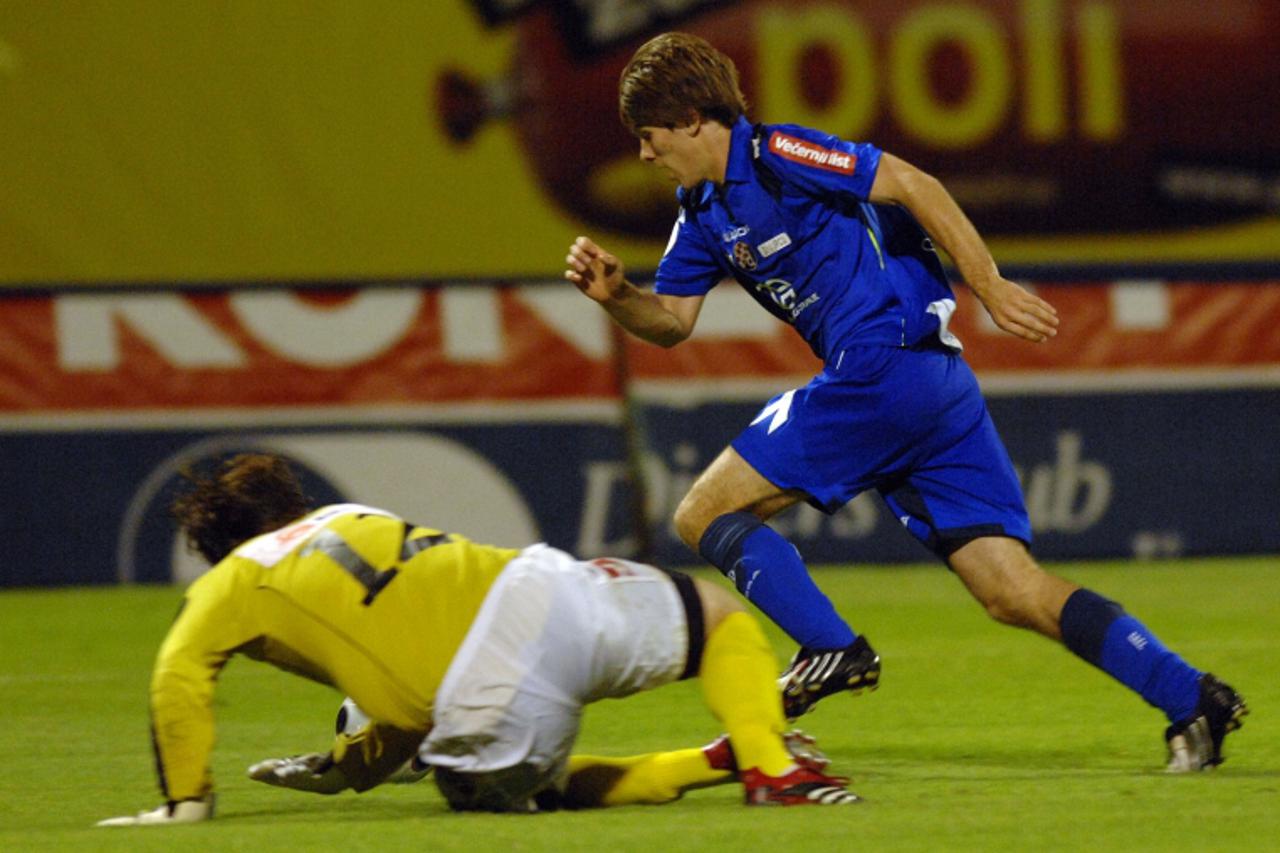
[732,241,757,270]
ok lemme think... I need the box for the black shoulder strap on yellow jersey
[399,522,451,560]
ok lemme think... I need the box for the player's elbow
[638,317,693,347]
[651,326,691,347]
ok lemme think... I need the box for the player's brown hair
[619,32,748,135]
[170,453,311,564]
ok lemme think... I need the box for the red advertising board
[1,282,1277,412]
[0,288,617,410]
[625,282,1280,379]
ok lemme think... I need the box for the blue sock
[699,511,855,650]
[1059,589,1202,723]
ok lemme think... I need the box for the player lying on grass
[98,454,858,827]
[565,32,1247,770]
[245,697,838,808]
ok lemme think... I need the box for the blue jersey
[655,117,961,365]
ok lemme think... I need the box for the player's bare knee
[951,538,1052,629]
[979,592,1033,628]
[969,567,1039,627]
[977,571,1067,635]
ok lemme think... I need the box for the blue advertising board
[0,418,632,588]
[1,388,1275,589]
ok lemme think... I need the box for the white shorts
[420,545,695,789]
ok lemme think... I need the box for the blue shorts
[731,344,1031,557]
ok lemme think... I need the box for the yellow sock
[564,749,731,807]
[700,611,793,776]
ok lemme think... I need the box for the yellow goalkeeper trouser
[564,611,791,807]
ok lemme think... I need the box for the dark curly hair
[170,453,312,565]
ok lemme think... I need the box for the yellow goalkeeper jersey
[149,502,520,801]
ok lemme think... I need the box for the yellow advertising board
[3,0,1278,286]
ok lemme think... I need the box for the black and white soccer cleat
[1165,673,1248,772]
[779,635,880,720]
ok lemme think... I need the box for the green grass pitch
[2,557,1276,851]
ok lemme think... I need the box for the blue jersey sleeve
[757,123,881,201]
[653,208,724,297]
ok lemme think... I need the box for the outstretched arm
[564,236,704,347]
[248,720,429,794]
[869,153,1059,343]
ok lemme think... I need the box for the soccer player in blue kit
[564,32,1246,772]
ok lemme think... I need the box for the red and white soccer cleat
[741,764,862,806]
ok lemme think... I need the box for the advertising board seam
[0,401,625,432]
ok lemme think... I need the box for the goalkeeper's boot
[703,730,832,774]
[741,764,861,806]
[1165,673,1248,772]
[779,635,880,720]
